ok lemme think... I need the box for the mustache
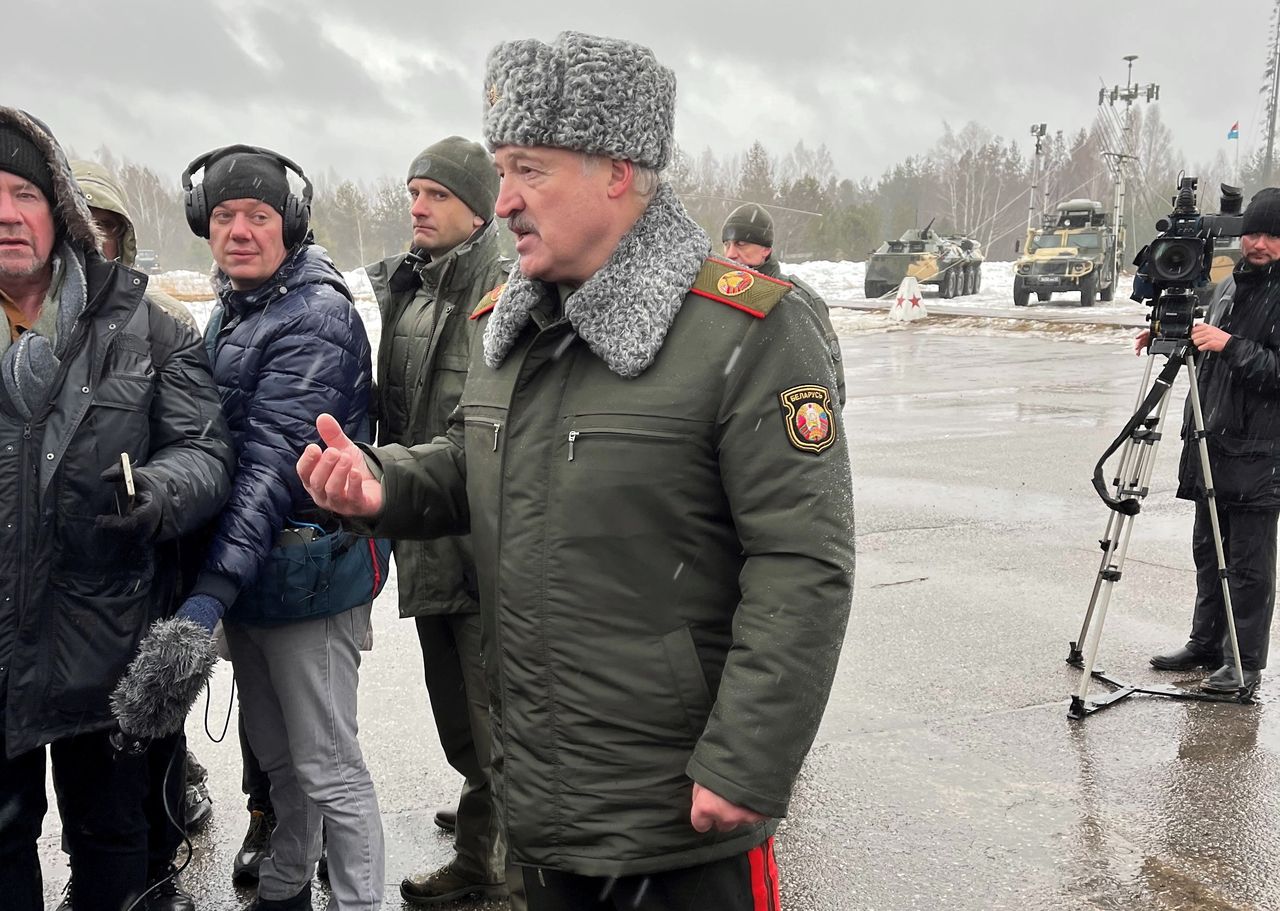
[507,214,537,235]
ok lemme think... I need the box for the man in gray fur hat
[300,31,854,910]
[362,137,512,906]
[722,202,846,405]
[0,107,233,911]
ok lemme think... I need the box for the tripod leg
[1184,355,1248,693]
[1073,375,1178,710]
[1072,359,1162,662]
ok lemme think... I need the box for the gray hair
[580,154,660,199]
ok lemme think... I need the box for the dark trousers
[1188,500,1280,670]
[241,706,273,812]
[523,839,781,911]
[416,612,500,880]
[145,732,187,877]
[0,728,149,911]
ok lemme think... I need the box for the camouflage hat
[722,203,774,248]
[482,31,676,170]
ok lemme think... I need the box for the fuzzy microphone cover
[110,617,217,740]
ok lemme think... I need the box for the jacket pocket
[48,571,150,711]
[93,372,155,414]
[565,425,687,462]
[660,625,713,738]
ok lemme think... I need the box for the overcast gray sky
[8,0,1273,187]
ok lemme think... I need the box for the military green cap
[408,136,498,222]
[722,203,774,247]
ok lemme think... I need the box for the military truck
[1013,199,1120,307]
[135,249,161,274]
[864,221,985,299]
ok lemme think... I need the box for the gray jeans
[226,603,385,910]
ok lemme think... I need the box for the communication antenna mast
[1265,14,1280,185]
[1098,54,1160,264]
[1026,123,1048,232]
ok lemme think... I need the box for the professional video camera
[1068,178,1254,719]
[1131,177,1244,355]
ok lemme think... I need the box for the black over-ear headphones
[181,144,313,248]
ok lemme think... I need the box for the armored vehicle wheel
[963,266,975,296]
[1036,292,1051,302]
[973,267,982,293]
[864,281,885,299]
[1080,273,1096,307]
[1100,279,1115,302]
[1013,277,1030,307]
[941,270,955,299]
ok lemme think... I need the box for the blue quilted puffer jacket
[191,243,373,618]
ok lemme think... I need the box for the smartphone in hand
[116,452,136,516]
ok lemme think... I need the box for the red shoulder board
[689,257,791,318]
[470,282,506,320]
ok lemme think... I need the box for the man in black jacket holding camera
[1148,188,1280,695]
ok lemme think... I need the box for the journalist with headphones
[174,145,387,911]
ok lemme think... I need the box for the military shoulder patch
[779,385,837,453]
[470,282,506,320]
[690,257,791,318]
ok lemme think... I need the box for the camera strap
[1091,352,1186,514]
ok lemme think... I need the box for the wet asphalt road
[40,324,1279,910]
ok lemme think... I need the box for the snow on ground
[785,259,1146,320]
[152,259,1141,363]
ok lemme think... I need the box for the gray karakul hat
[482,31,676,170]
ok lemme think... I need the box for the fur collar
[482,183,710,377]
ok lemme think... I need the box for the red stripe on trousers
[748,837,780,910]
[767,837,781,910]
[748,842,769,911]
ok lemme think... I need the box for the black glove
[96,463,164,541]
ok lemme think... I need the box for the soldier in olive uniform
[363,137,512,906]
[300,31,854,911]
[723,202,845,405]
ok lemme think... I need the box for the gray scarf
[1,242,89,419]
[482,183,710,378]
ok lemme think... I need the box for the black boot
[1149,644,1220,671]
[145,866,196,911]
[248,881,312,911]
[184,751,214,832]
[1202,663,1262,694]
[233,809,276,884]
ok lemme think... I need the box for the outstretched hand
[297,414,384,518]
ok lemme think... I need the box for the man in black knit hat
[0,108,232,911]
[1146,187,1280,695]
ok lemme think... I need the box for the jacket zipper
[566,426,684,462]
[407,304,455,427]
[13,423,34,687]
[467,417,503,451]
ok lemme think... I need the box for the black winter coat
[1178,262,1280,507]
[193,244,373,616]
[0,257,234,757]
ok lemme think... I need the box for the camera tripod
[1066,340,1253,719]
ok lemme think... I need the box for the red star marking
[896,296,905,307]
[909,295,922,309]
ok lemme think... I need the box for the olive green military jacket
[759,253,845,405]
[364,222,506,616]
[362,188,854,877]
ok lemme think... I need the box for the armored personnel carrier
[864,220,984,299]
[1013,199,1120,306]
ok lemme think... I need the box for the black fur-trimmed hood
[0,107,101,254]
